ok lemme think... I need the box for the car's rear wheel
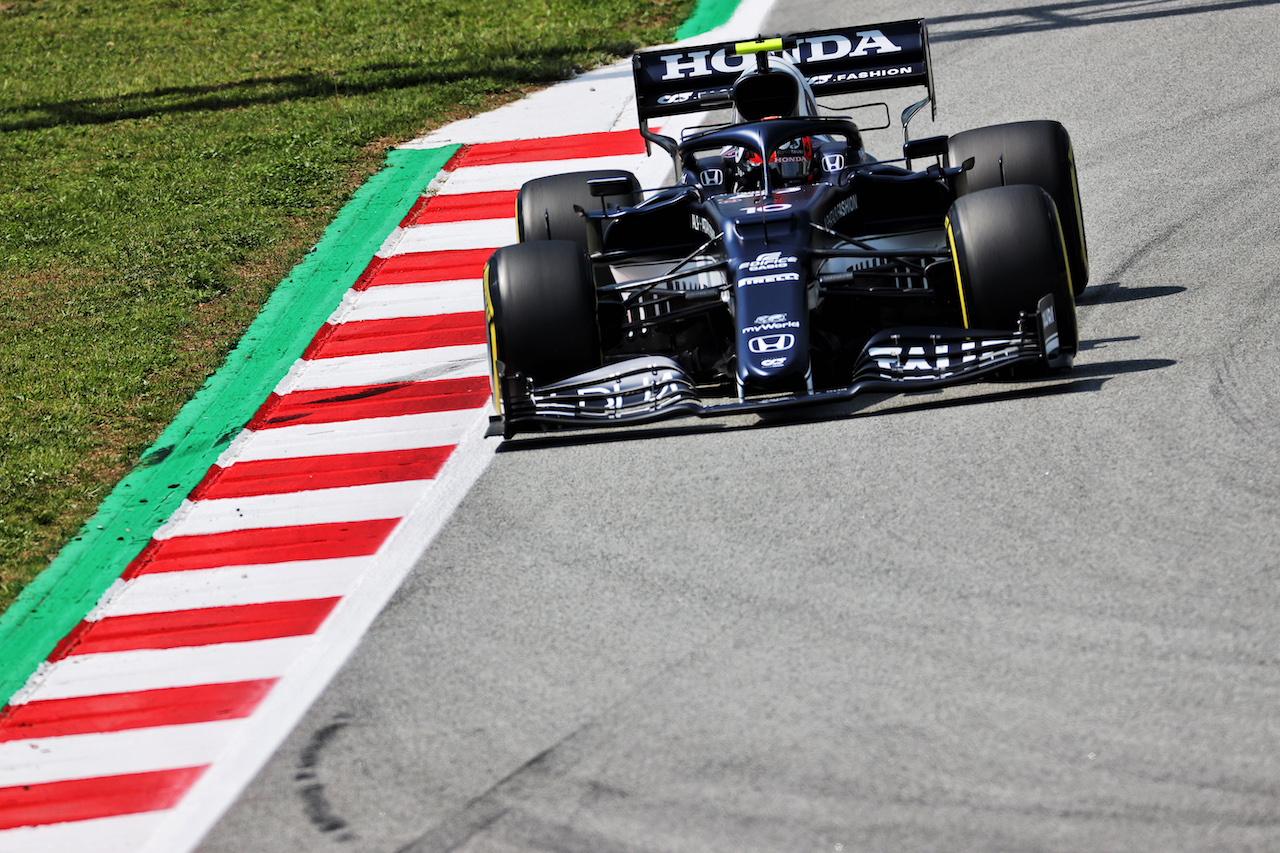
[948,120,1089,295]
[483,240,601,413]
[946,184,1078,356]
[516,170,641,250]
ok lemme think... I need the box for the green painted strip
[675,0,742,39]
[0,145,460,706]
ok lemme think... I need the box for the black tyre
[484,240,601,411]
[948,120,1089,295]
[946,184,1078,356]
[516,169,641,250]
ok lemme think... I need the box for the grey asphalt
[200,1,1280,850]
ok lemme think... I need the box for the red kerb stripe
[358,249,491,287]
[302,312,485,360]
[50,598,341,659]
[0,680,277,742]
[407,190,518,225]
[448,130,645,169]
[0,766,207,830]
[250,376,490,429]
[123,518,399,577]
[192,446,455,500]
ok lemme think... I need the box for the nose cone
[738,328,808,391]
[733,261,809,392]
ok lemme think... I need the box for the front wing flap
[489,296,1066,437]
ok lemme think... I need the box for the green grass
[0,0,696,611]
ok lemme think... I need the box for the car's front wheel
[483,240,602,414]
[946,184,1078,357]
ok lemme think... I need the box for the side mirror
[588,176,635,198]
[902,134,949,161]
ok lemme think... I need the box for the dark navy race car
[482,19,1088,438]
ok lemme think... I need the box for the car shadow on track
[1076,280,1185,305]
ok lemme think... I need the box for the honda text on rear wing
[633,19,936,158]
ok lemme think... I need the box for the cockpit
[680,117,864,196]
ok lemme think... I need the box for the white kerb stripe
[91,557,375,618]
[284,344,489,392]
[0,811,166,853]
[0,720,242,787]
[440,155,651,194]
[224,408,484,463]
[326,280,484,325]
[17,637,317,702]
[391,220,517,254]
[154,479,429,540]
[271,343,488,395]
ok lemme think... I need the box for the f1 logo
[749,334,795,353]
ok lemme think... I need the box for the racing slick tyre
[948,120,1089,296]
[484,240,602,411]
[946,184,1078,358]
[516,170,641,250]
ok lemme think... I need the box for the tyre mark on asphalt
[295,712,356,842]
[1105,165,1268,284]
[393,721,648,853]
[1206,274,1280,500]
[394,649,714,853]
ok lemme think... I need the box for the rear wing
[633,19,935,124]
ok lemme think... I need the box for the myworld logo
[742,319,801,334]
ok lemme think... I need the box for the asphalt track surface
[202,1,1280,850]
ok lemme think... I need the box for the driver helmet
[728,135,815,186]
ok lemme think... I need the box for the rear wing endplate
[633,19,935,123]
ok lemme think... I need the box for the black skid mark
[294,712,357,842]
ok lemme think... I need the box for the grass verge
[0,0,696,613]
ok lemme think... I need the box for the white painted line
[409,60,642,147]
[0,720,239,787]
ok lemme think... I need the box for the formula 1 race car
[483,19,1088,438]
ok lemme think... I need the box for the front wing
[488,297,1067,438]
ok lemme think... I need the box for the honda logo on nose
[749,333,795,353]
